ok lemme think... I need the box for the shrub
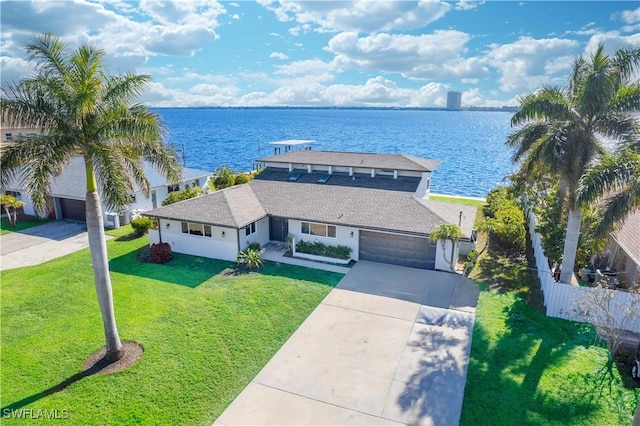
[295,239,352,260]
[234,173,253,185]
[236,248,264,270]
[131,217,153,236]
[494,205,526,251]
[150,242,172,264]
[212,164,237,189]
[162,186,204,206]
[485,186,513,218]
[247,242,261,252]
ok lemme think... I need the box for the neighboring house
[4,156,211,228]
[604,211,640,289]
[144,150,477,272]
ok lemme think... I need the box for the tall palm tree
[578,147,640,236]
[0,34,182,361]
[507,43,640,284]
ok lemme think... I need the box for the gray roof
[258,150,441,172]
[6,156,211,200]
[145,184,267,228]
[255,168,421,192]
[612,210,640,266]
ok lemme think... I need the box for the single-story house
[144,150,477,272]
[4,156,211,228]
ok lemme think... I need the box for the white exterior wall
[238,216,270,250]
[130,176,209,212]
[435,240,459,272]
[414,172,432,199]
[155,218,238,261]
[288,219,360,260]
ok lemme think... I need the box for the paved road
[0,221,92,271]
[215,261,479,426]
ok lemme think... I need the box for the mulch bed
[82,341,143,376]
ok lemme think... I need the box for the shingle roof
[144,184,267,228]
[612,210,640,266]
[257,150,441,172]
[146,178,476,238]
[255,168,421,192]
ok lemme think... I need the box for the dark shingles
[255,168,421,192]
[257,150,441,172]
[144,185,266,228]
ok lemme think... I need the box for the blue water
[153,108,515,198]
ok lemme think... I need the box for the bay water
[154,108,516,198]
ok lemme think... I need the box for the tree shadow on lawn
[109,249,233,288]
[460,297,628,425]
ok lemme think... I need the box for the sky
[1,1,639,108]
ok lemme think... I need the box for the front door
[269,216,288,241]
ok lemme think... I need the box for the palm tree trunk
[559,206,582,284]
[4,206,14,225]
[85,162,123,361]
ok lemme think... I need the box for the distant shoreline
[150,105,517,113]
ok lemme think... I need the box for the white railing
[526,208,640,333]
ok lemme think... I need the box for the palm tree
[578,147,640,236]
[0,194,25,226]
[430,223,463,272]
[0,34,182,361]
[507,43,640,284]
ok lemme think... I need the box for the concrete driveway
[0,221,91,271]
[215,261,479,426]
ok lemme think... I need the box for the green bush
[247,242,261,252]
[494,205,526,251]
[485,186,513,218]
[236,248,264,270]
[150,242,172,263]
[212,164,237,190]
[296,239,352,260]
[234,173,253,184]
[131,217,153,236]
[162,186,204,206]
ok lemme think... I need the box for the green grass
[460,290,638,425]
[0,217,51,236]
[460,203,638,425]
[430,194,486,209]
[1,226,343,425]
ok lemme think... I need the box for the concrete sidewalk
[0,221,94,270]
[215,261,479,425]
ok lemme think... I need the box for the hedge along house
[4,156,211,228]
[144,150,477,271]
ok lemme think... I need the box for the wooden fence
[527,209,640,333]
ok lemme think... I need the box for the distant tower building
[447,91,462,110]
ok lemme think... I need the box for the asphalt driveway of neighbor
[0,220,93,270]
[215,261,480,426]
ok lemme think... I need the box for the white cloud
[273,59,335,76]
[484,37,580,93]
[260,0,451,33]
[584,31,640,56]
[618,7,640,24]
[270,52,289,60]
[327,31,487,80]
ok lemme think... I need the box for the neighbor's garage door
[59,198,86,222]
[359,230,436,269]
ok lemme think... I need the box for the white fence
[527,209,640,333]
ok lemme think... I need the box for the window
[5,133,12,141]
[181,222,212,238]
[168,184,180,193]
[245,221,256,236]
[301,222,336,238]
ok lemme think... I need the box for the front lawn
[461,208,637,425]
[0,216,51,236]
[1,227,343,424]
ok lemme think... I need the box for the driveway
[0,221,92,271]
[215,261,479,425]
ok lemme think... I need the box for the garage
[359,230,436,269]
[58,198,86,222]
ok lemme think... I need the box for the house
[603,211,640,289]
[4,156,211,228]
[144,150,477,272]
